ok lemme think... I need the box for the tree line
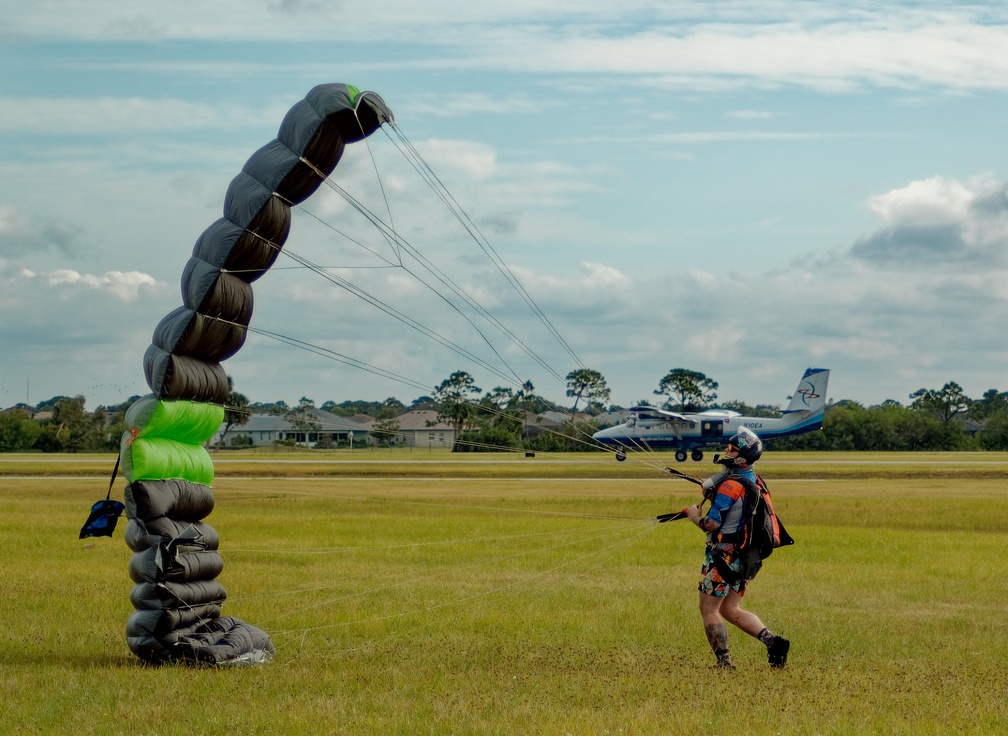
[3,369,1007,452]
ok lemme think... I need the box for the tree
[978,408,1008,450]
[481,386,516,412]
[454,386,525,452]
[655,368,718,411]
[525,417,604,453]
[217,376,251,448]
[250,400,290,415]
[432,371,482,441]
[565,369,610,413]
[503,380,535,410]
[50,395,105,452]
[770,401,966,452]
[0,409,42,451]
[321,398,393,416]
[285,396,321,445]
[410,395,438,411]
[909,382,971,424]
[974,389,1008,420]
[372,398,402,445]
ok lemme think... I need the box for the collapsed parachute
[120,84,393,665]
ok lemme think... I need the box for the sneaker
[714,650,735,670]
[767,636,790,668]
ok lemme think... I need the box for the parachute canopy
[118,83,393,665]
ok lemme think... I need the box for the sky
[2,1,1008,413]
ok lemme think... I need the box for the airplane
[592,367,830,462]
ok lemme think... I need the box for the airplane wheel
[691,449,704,462]
[675,450,687,463]
[616,450,626,462]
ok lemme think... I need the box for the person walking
[685,426,790,670]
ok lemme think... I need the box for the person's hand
[686,504,702,524]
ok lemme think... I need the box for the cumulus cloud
[39,269,159,301]
[0,207,82,257]
[868,175,983,227]
[853,175,1008,264]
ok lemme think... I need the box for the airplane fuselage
[592,368,830,461]
[592,409,823,451]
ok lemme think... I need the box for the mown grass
[1,452,1006,734]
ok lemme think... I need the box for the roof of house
[229,408,371,433]
[392,410,454,431]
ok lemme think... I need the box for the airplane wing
[629,406,689,422]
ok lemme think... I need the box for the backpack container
[715,475,794,583]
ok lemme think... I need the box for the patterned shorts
[699,543,747,598]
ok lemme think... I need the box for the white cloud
[43,269,159,301]
[0,96,273,135]
[868,175,984,227]
[4,3,1008,411]
[0,206,82,256]
[415,139,498,180]
[723,110,777,120]
[7,3,1008,92]
[854,175,1008,263]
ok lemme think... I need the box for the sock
[758,628,775,647]
[715,647,733,666]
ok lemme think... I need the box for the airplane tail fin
[783,368,829,414]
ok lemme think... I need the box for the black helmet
[725,426,762,466]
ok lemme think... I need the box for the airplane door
[701,419,724,441]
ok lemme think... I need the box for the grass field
[1,450,1006,734]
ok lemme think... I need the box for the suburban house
[385,410,455,448]
[212,408,457,449]
[213,408,370,448]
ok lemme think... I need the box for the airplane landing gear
[691,449,704,462]
[675,449,687,462]
[615,450,626,462]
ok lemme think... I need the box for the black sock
[758,628,775,647]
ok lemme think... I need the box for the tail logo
[796,381,820,407]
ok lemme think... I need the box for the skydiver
[685,426,790,670]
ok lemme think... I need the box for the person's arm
[686,479,742,532]
[686,503,722,532]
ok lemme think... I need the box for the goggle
[725,443,740,454]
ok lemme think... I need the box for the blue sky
[3,1,1008,412]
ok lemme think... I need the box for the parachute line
[383,124,585,371]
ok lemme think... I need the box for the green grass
[1,452,1006,734]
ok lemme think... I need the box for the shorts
[699,543,747,598]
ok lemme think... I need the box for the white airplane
[592,367,830,462]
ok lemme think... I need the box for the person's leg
[719,589,766,637]
[699,591,733,668]
[720,590,790,668]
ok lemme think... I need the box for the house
[214,408,371,448]
[521,410,597,438]
[383,410,455,448]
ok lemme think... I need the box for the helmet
[725,426,763,466]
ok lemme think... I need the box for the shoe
[714,659,735,671]
[767,636,790,668]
